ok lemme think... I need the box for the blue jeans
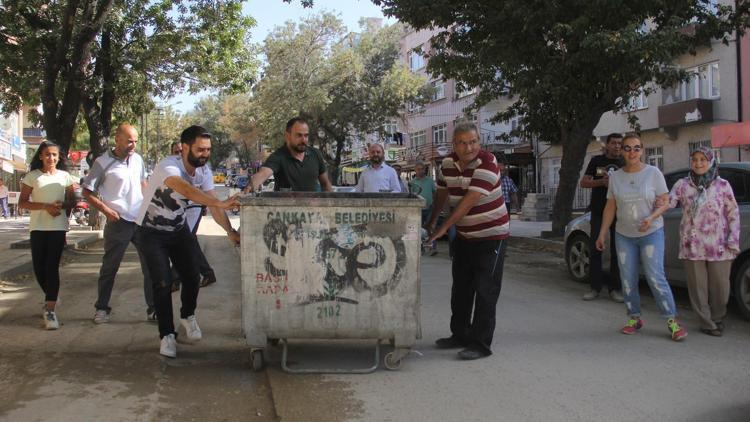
[0,196,8,217]
[614,228,677,319]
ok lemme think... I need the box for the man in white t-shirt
[82,123,155,323]
[135,125,240,358]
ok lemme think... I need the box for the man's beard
[292,142,307,153]
[370,156,383,165]
[187,149,208,167]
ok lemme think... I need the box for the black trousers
[450,237,507,354]
[135,225,202,338]
[589,212,620,292]
[30,231,66,302]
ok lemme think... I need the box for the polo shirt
[437,150,509,240]
[82,149,146,222]
[262,145,327,191]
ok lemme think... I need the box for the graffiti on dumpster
[260,211,407,306]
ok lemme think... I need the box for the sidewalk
[508,215,563,254]
[0,217,102,280]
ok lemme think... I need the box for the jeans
[30,231,66,302]
[95,219,154,312]
[450,237,507,354]
[589,212,620,292]
[614,228,677,319]
[0,196,8,217]
[135,225,202,338]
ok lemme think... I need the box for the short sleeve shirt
[81,150,147,222]
[607,165,668,238]
[409,176,436,208]
[136,156,213,231]
[584,154,623,213]
[263,145,327,191]
[22,169,77,231]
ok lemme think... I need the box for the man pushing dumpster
[247,117,333,192]
[135,125,240,358]
[426,122,510,360]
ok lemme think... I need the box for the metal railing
[542,186,591,211]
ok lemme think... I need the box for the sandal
[700,328,722,337]
[199,273,217,288]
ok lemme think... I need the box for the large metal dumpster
[239,192,423,372]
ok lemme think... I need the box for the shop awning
[1,158,27,173]
[711,122,750,148]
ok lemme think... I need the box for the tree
[0,0,257,157]
[372,0,750,234]
[253,12,430,182]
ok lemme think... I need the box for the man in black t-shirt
[248,117,333,192]
[579,133,624,302]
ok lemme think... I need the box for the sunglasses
[622,145,642,152]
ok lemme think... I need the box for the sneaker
[160,334,177,358]
[147,307,157,323]
[93,309,110,324]
[180,315,202,341]
[621,317,643,335]
[609,290,624,303]
[582,290,600,301]
[668,319,688,341]
[457,347,490,360]
[44,310,59,330]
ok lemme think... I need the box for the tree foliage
[0,0,257,157]
[373,0,750,233]
[253,12,430,182]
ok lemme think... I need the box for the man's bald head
[114,123,138,158]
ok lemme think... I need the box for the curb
[509,235,564,254]
[1,232,102,281]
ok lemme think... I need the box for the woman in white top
[19,141,78,330]
[595,134,687,341]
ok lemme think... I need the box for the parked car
[564,162,750,320]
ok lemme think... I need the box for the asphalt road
[1,196,749,421]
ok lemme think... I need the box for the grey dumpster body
[239,192,423,372]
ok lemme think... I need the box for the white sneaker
[93,309,110,324]
[160,334,177,358]
[44,310,59,330]
[180,315,202,341]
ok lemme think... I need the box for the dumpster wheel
[250,349,265,372]
[384,351,404,370]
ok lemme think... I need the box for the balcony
[658,98,714,128]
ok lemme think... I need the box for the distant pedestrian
[595,134,687,341]
[669,147,739,336]
[18,141,78,330]
[392,164,409,194]
[355,143,401,193]
[0,179,9,218]
[580,133,624,302]
[82,123,155,324]
[248,117,333,192]
[171,141,182,156]
[409,161,438,255]
[426,122,509,360]
[497,158,519,213]
[135,125,240,358]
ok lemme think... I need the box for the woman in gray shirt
[595,134,687,341]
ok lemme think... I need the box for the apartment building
[538,23,750,209]
[395,27,533,190]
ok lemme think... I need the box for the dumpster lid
[238,191,425,207]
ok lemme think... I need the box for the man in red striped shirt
[426,122,510,360]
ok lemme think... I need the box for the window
[645,146,664,171]
[409,46,426,71]
[432,124,447,145]
[626,89,649,111]
[688,140,721,163]
[383,123,397,135]
[407,101,424,114]
[456,85,477,98]
[662,62,720,104]
[431,80,445,101]
[410,130,426,147]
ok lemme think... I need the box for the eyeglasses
[622,145,642,152]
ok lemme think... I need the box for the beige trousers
[683,259,732,330]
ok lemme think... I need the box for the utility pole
[154,107,164,164]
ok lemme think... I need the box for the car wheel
[733,258,750,321]
[566,232,591,283]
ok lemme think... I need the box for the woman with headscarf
[669,147,740,336]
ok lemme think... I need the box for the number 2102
[317,304,341,319]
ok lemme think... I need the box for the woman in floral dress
[669,147,740,336]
